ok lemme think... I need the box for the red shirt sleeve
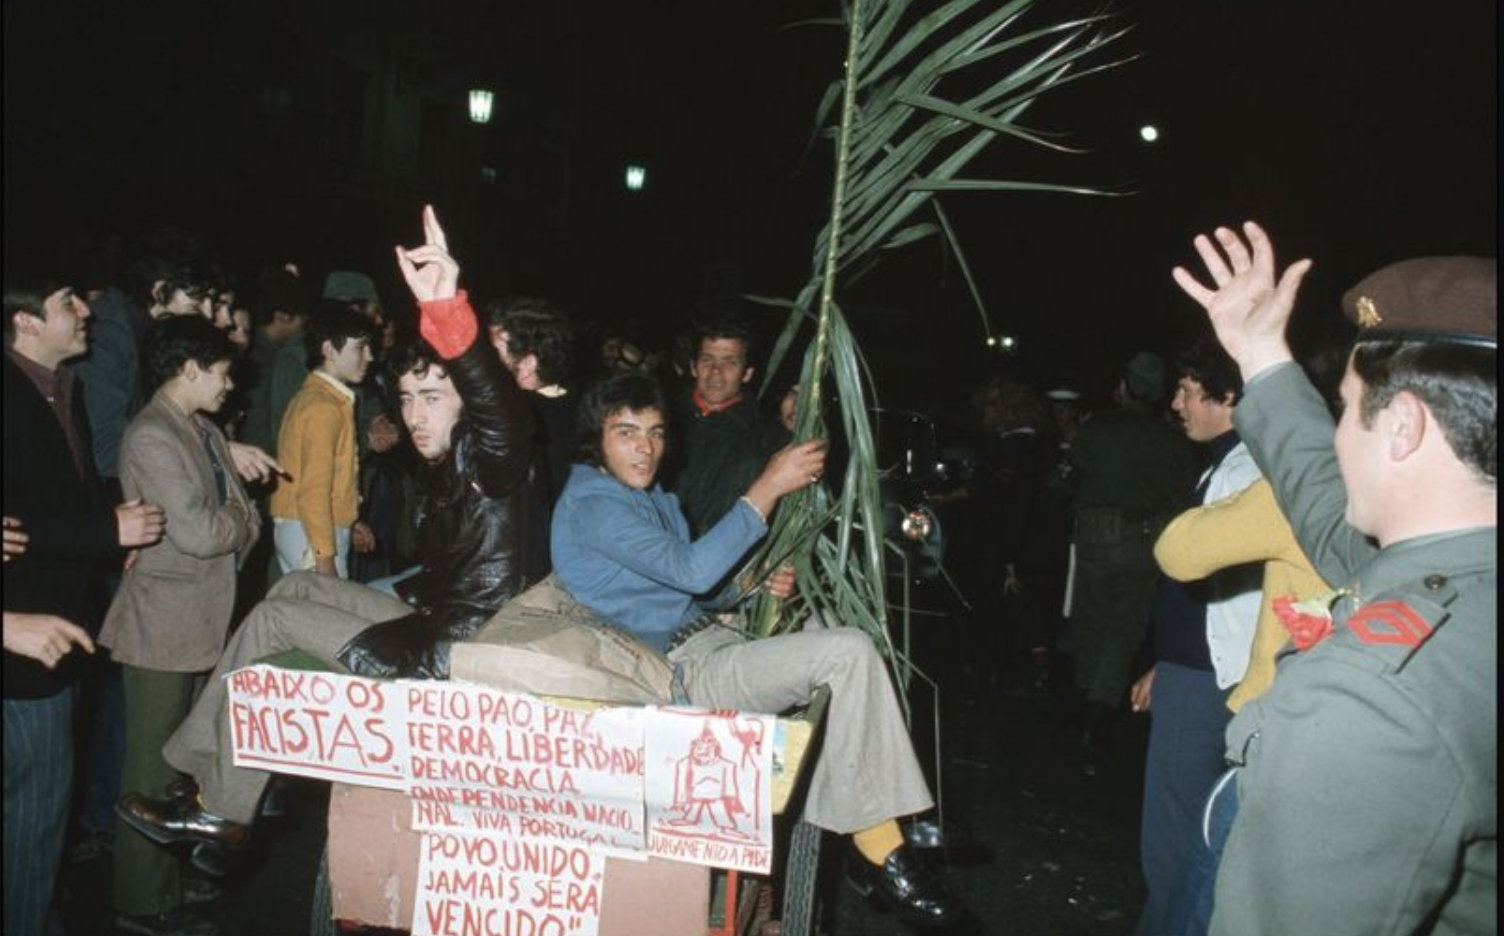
[418,290,479,360]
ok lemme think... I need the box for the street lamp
[468,89,494,124]
[625,165,646,191]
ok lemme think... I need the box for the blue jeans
[1163,769,1239,936]
[273,519,352,578]
[1136,662,1231,936]
[5,686,76,936]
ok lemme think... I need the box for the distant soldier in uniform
[1068,352,1197,774]
[1172,221,1495,936]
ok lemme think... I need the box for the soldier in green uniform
[1068,352,1197,773]
[1172,221,1495,936]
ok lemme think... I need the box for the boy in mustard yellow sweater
[270,306,376,577]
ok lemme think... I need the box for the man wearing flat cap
[1172,222,1495,936]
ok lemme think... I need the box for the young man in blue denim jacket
[552,373,967,930]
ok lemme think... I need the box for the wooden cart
[262,649,829,936]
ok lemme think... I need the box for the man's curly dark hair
[575,373,669,468]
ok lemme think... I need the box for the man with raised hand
[115,207,546,873]
[1171,221,1495,936]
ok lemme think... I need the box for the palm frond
[741,0,1124,687]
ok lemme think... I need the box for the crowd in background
[4,218,1494,936]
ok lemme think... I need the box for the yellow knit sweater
[270,371,358,558]
[1154,479,1330,712]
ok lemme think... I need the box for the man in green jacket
[667,313,775,538]
[1068,352,1197,775]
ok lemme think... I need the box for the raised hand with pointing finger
[395,205,478,360]
[395,204,460,304]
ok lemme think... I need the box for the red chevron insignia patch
[1347,601,1434,648]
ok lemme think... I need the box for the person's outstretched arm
[1172,221,1376,582]
[396,205,536,496]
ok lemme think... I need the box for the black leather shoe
[846,842,964,928]
[117,793,252,853]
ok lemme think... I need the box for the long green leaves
[743,0,1123,682]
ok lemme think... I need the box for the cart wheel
[780,818,823,936]
[310,844,336,936]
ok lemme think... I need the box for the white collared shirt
[1202,441,1264,688]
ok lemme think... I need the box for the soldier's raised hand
[1172,221,1312,380]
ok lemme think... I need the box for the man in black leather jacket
[116,206,548,867]
[335,300,548,677]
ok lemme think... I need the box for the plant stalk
[754,0,867,637]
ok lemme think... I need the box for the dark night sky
[4,0,1496,410]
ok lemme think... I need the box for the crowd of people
[3,208,1494,936]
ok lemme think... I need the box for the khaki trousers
[162,573,409,822]
[670,624,933,834]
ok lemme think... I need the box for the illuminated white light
[625,165,646,191]
[1139,124,1159,143]
[469,89,494,124]
[985,336,998,347]
[1000,335,1017,349]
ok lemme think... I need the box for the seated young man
[116,207,547,870]
[552,373,965,929]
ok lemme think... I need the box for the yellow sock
[852,819,905,866]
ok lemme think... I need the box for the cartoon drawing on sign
[645,707,775,873]
[729,714,765,824]
[665,720,758,842]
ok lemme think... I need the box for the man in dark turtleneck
[667,314,775,538]
[1132,339,1262,936]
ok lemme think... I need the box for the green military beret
[1342,256,1496,349]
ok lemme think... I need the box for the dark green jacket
[668,393,771,538]
[1070,403,1196,515]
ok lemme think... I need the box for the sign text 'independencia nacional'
[405,683,646,851]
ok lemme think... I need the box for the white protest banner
[412,831,606,936]
[405,683,647,851]
[644,707,775,874]
[227,665,409,789]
